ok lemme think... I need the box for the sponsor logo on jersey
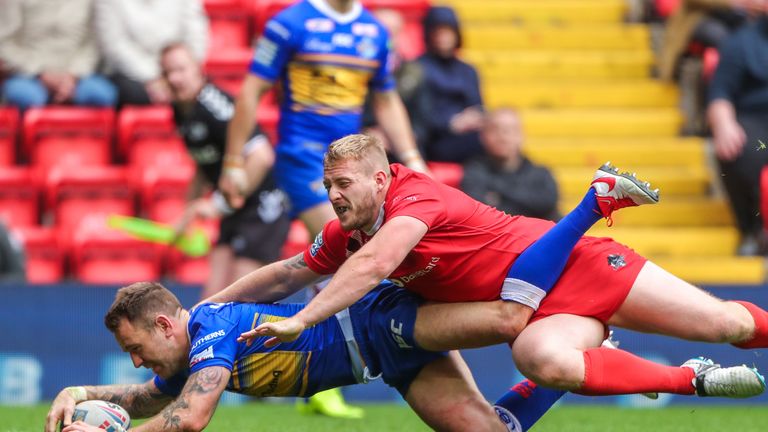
[352,23,378,37]
[607,253,626,270]
[305,37,334,52]
[266,20,292,40]
[310,232,324,257]
[389,319,412,349]
[254,37,279,67]
[389,257,440,287]
[190,346,214,367]
[191,329,226,350]
[332,33,355,48]
[494,406,523,431]
[356,37,378,59]
[305,18,335,32]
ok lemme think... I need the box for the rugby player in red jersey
[211,133,766,400]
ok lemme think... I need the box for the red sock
[575,347,695,396]
[733,301,768,349]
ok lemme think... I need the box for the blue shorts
[351,282,448,396]
[274,137,329,218]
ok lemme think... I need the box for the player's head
[160,42,205,103]
[104,282,189,379]
[480,108,524,162]
[323,134,390,231]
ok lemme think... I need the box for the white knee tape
[500,278,546,311]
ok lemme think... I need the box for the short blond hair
[324,134,390,174]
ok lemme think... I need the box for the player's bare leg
[405,351,506,432]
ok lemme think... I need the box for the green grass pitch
[4,403,768,431]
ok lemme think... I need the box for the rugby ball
[71,400,131,431]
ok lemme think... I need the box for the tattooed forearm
[86,384,172,418]
[282,253,308,270]
[158,368,226,430]
[161,396,189,430]
[186,367,225,394]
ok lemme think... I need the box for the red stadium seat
[70,221,163,284]
[655,0,681,18]
[136,164,196,223]
[126,137,194,170]
[702,47,720,83]
[12,226,64,284]
[427,162,464,190]
[761,166,768,232]
[0,167,39,228]
[0,107,19,166]
[45,166,136,231]
[23,107,114,169]
[280,220,310,259]
[251,0,296,36]
[166,219,218,284]
[363,0,429,60]
[204,49,253,96]
[117,105,178,158]
[205,0,253,51]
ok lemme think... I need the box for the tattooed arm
[203,253,321,305]
[130,366,230,432]
[45,379,172,432]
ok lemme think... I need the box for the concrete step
[464,25,651,51]
[444,0,628,24]
[588,227,738,257]
[520,108,684,137]
[466,50,655,80]
[485,80,678,109]
[526,137,707,167]
[651,256,765,285]
[559,197,732,227]
[554,166,710,197]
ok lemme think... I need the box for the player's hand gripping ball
[70,400,131,431]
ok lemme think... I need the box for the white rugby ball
[71,400,131,431]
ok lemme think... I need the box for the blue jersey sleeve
[187,303,241,374]
[249,12,300,81]
[153,372,190,397]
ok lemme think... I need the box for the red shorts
[529,235,646,324]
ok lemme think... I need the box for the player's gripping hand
[45,387,82,432]
[238,317,306,348]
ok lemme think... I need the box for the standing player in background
[217,0,429,417]
[160,43,291,299]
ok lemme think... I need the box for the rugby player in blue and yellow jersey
[46,281,554,432]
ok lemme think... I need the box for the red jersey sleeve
[303,219,348,275]
[386,172,447,229]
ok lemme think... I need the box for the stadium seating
[45,166,136,231]
[12,226,64,284]
[165,219,219,284]
[204,49,253,96]
[22,107,114,170]
[205,0,252,51]
[117,105,179,158]
[427,162,463,190]
[0,167,39,228]
[0,107,19,166]
[280,220,310,259]
[70,221,163,284]
[136,164,196,223]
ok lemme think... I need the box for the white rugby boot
[682,356,766,398]
[591,161,660,226]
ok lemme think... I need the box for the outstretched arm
[46,379,172,432]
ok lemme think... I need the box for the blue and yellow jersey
[249,0,394,150]
[154,302,356,398]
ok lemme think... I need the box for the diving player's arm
[127,366,230,432]
[220,74,274,209]
[203,252,323,305]
[46,379,173,432]
[372,89,429,174]
[249,216,428,347]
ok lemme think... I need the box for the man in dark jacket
[418,6,485,163]
[461,108,560,221]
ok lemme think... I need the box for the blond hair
[324,134,390,174]
[104,282,182,332]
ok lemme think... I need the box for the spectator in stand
[361,9,430,162]
[0,0,116,110]
[461,108,560,220]
[418,6,484,164]
[707,8,768,256]
[658,0,755,82]
[461,108,560,221]
[93,0,208,107]
[160,43,291,299]
[0,223,25,282]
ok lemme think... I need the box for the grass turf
[6,403,768,431]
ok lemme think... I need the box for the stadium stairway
[439,0,766,284]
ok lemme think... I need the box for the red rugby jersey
[304,164,554,302]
